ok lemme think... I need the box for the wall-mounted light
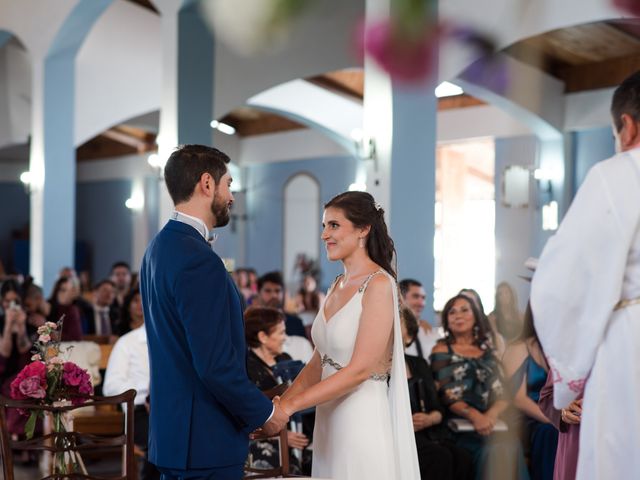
[542,201,558,231]
[210,120,236,136]
[350,128,376,160]
[19,171,32,193]
[125,192,144,211]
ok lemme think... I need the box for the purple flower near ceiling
[360,19,439,83]
[612,0,640,16]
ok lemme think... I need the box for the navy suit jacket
[140,220,273,470]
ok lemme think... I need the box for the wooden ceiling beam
[559,54,640,93]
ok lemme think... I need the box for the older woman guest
[401,305,473,480]
[244,307,310,474]
[431,294,529,480]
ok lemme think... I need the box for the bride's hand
[279,397,295,417]
[287,431,310,449]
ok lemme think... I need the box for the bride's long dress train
[310,270,420,480]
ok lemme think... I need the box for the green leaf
[24,410,38,440]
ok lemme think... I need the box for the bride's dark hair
[324,191,397,280]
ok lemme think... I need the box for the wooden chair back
[244,383,298,479]
[0,389,136,480]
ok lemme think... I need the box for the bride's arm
[279,275,394,415]
[280,349,323,401]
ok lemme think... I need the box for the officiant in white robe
[531,71,640,480]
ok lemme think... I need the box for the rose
[10,361,47,401]
[18,376,47,399]
[38,334,51,343]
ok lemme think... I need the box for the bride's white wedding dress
[310,270,420,480]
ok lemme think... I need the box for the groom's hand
[261,404,289,436]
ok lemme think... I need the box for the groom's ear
[198,173,215,198]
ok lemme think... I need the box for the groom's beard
[211,193,230,227]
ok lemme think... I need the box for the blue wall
[244,155,358,289]
[76,180,133,282]
[0,182,30,273]
[572,127,615,195]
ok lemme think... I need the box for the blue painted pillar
[389,81,437,307]
[363,0,437,311]
[29,0,112,293]
[155,0,215,226]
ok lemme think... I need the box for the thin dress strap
[358,269,385,293]
[327,274,343,296]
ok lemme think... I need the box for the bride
[279,191,420,479]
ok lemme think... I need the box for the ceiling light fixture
[435,81,464,98]
[210,120,236,135]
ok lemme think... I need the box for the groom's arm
[175,254,273,432]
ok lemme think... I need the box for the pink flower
[10,362,47,400]
[38,334,51,343]
[18,376,47,399]
[62,362,93,403]
[360,19,439,83]
[613,0,640,16]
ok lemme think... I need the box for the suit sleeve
[175,255,273,432]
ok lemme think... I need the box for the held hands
[561,399,582,425]
[470,410,497,436]
[412,411,442,432]
[260,397,290,437]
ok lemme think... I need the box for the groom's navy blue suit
[140,220,272,474]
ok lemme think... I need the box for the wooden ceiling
[73,19,640,160]
[504,20,640,92]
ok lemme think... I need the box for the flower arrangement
[9,318,93,472]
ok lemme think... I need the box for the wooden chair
[0,389,136,480]
[244,383,302,479]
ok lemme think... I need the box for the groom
[140,144,289,480]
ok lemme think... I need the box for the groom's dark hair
[164,144,230,205]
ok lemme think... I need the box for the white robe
[531,148,640,480]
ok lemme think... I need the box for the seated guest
[431,294,529,480]
[401,305,473,480]
[22,281,49,332]
[82,280,119,336]
[0,280,40,454]
[489,282,523,342]
[47,276,82,341]
[103,308,159,480]
[255,271,306,338]
[116,288,144,337]
[244,306,309,474]
[503,303,558,480]
[538,371,581,480]
[294,274,325,315]
[459,288,506,358]
[400,278,442,361]
[110,261,132,313]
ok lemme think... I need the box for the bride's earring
[358,237,365,248]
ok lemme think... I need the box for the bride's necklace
[339,268,377,289]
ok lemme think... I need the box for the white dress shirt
[103,326,149,406]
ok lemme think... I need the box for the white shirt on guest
[103,326,149,406]
[405,323,443,362]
